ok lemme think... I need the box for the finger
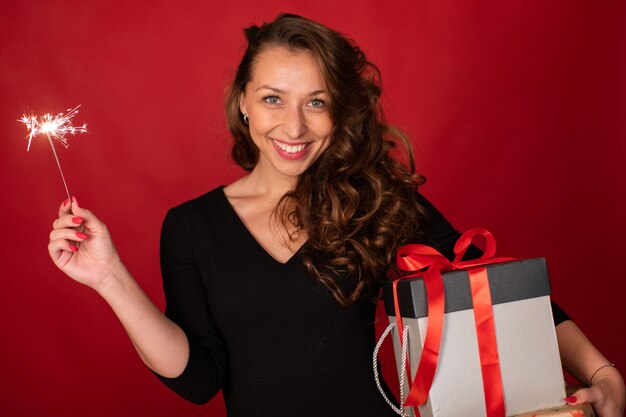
[69,199,109,235]
[52,214,85,230]
[49,228,89,243]
[57,197,72,218]
[48,237,79,263]
[567,387,604,405]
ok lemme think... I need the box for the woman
[48,14,624,417]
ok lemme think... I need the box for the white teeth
[272,139,308,154]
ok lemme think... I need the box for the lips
[270,138,312,160]
[271,138,310,153]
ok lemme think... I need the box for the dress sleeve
[153,208,229,404]
[415,192,571,326]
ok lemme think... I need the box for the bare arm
[95,262,189,377]
[556,320,625,417]
[48,197,188,378]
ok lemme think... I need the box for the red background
[1,1,624,416]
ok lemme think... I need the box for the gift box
[378,230,566,417]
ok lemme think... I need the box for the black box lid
[382,258,551,318]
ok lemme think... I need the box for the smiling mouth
[271,138,311,154]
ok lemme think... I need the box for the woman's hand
[557,320,626,417]
[48,197,123,292]
[566,366,625,417]
[48,197,190,377]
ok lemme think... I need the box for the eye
[262,95,282,105]
[309,98,326,108]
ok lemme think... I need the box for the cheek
[320,138,331,155]
[249,113,273,136]
[317,128,332,154]
[313,115,334,138]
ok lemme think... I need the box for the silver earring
[243,113,249,125]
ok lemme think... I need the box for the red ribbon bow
[393,228,513,417]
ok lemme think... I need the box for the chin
[274,164,311,179]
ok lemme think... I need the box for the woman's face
[240,46,333,180]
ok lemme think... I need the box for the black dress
[154,186,569,416]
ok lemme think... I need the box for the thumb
[567,386,602,405]
[70,198,109,235]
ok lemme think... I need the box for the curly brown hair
[225,13,427,305]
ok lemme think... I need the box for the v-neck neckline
[219,186,307,266]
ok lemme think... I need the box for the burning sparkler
[19,105,87,200]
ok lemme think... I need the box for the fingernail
[72,196,80,208]
[564,396,577,403]
[76,232,88,239]
[69,244,79,252]
[72,216,84,225]
[63,198,69,207]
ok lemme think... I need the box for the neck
[244,166,299,200]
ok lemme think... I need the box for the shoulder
[411,190,463,259]
[160,186,229,249]
[167,186,227,221]
[162,187,230,239]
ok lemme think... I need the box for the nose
[282,106,307,139]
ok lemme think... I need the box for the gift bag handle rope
[373,322,411,417]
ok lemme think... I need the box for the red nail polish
[76,232,88,239]
[69,244,79,252]
[564,396,577,403]
[63,198,69,206]
[72,216,84,225]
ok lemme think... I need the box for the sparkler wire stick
[19,105,87,201]
[45,132,72,200]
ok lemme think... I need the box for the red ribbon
[394,228,513,417]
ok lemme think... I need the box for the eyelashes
[262,95,281,105]
[261,95,327,108]
[309,98,326,108]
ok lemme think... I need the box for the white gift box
[381,258,566,417]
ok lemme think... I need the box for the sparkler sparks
[18,105,87,200]
[20,105,87,151]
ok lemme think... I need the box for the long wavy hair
[225,13,427,305]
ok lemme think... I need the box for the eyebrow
[255,85,326,96]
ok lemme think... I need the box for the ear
[239,92,247,116]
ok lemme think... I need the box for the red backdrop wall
[1,1,624,416]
